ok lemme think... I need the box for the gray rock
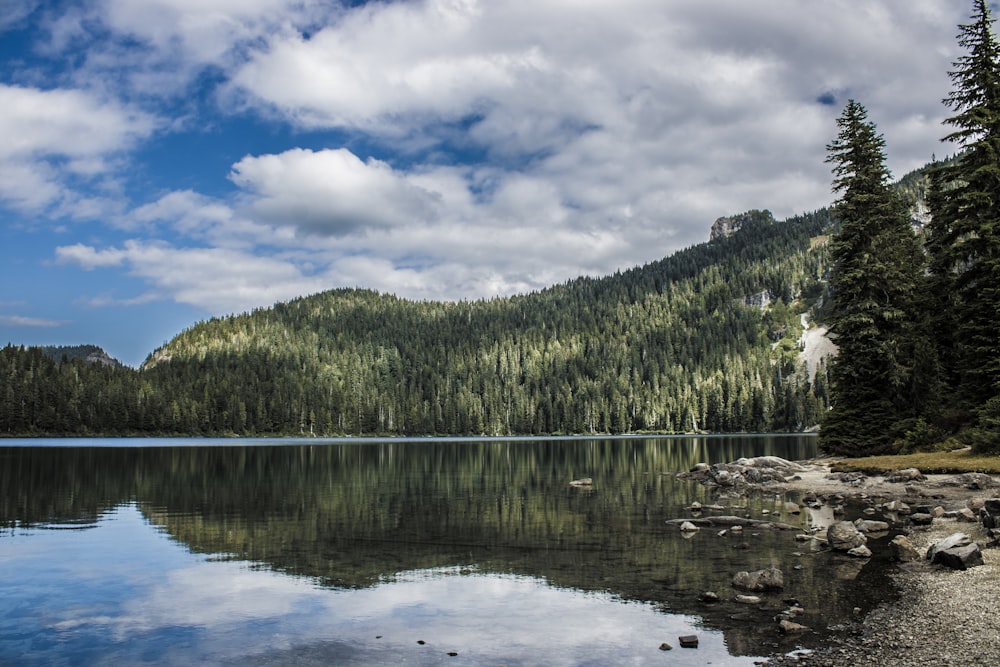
[886,468,925,483]
[910,513,934,526]
[926,533,974,562]
[678,635,699,648]
[734,594,762,605]
[783,502,801,514]
[847,544,872,558]
[890,535,921,562]
[883,500,911,514]
[854,519,890,533]
[932,543,984,570]
[679,521,700,532]
[659,642,672,651]
[827,521,867,551]
[955,507,978,522]
[984,498,1000,514]
[732,567,784,592]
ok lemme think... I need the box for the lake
[0,435,895,665]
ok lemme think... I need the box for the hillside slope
[137,208,833,436]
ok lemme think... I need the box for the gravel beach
[763,462,1000,667]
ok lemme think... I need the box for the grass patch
[831,447,1000,475]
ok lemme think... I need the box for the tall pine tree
[821,100,924,456]
[927,0,1000,446]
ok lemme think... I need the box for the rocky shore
[675,456,1000,666]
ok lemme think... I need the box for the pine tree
[821,100,925,456]
[927,0,1000,445]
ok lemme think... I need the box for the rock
[984,498,1000,514]
[931,505,946,518]
[678,635,699,648]
[847,545,872,558]
[884,500,911,514]
[732,567,784,592]
[890,535,921,562]
[779,619,811,634]
[941,472,998,489]
[691,462,710,473]
[679,521,700,532]
[910,513,934,526]
[659,642,672,651]
[854,519,890,533]
[886,468,925,483]
[968,498,986,512]
[734,594,762,605]
[827,521,867,551]
[955,507,978,523]
[569,478,593,487]
[932,543,985,570]
[690,501,703,511]
[795,533,812,542]
[700,591,720,603]
[926,533,974,561]
[783,502,801,514]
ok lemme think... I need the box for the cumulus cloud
[4,0,971,327]
[229,148,442,236]
[0,85,156,214]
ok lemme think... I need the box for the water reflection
[0,436,895,664]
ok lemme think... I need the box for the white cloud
[0,85,156,214]
[9,0,972,322]
[229,148,442,236]
[0,314,68,327]
[57,240,329,314]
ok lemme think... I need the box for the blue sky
[0,0,968,366]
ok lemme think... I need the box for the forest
[0,207,834,437]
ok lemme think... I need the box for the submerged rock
[732,567,784,592]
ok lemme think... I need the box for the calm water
[0,436,895,666]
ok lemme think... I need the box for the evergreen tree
[927,0,1000,446]
[821,100,925,456]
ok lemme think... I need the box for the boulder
[926,533,973,561]
[854,519,890,533]
[884,500,911,514]
[732,567,784,592]
[827,521,867,551]
[886,468,925,483]
[910,513,934,526]
[847,545,872,559]
[889,535,921,562]
[955,507,978,523]
[931,543,984,570]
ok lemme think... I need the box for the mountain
[131,206,834,437]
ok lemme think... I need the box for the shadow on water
[0,436,899,660]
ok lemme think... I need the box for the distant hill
[38,345,121,368]
[139,206,835,436]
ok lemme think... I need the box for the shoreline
[759,458,1000,666]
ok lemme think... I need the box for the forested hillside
[2,207,835,437]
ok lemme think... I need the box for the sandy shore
[764,459,1000,666]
